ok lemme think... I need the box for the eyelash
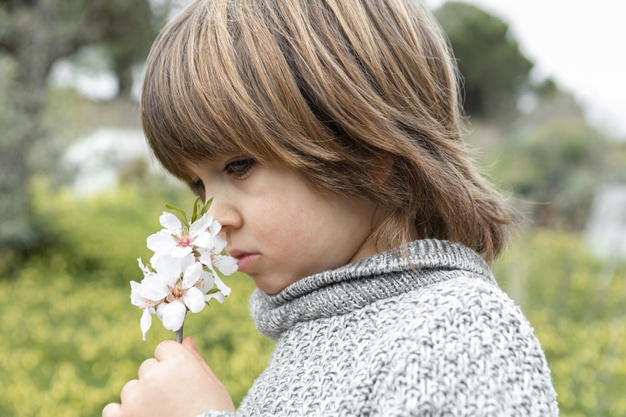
[191,180,206,200]
[190,158,254,198]
[224,158,254,179]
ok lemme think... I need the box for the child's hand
[102,337,235,417]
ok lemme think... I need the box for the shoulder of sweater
[365,276,558,416]
[367,274,534,347]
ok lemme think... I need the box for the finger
[137,358,159,379]
[182,337,205,362]
[181,337,219,378]
[154,340,184,362]
[120,379,138,405]
[102,403,122,417]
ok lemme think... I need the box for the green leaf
[200,197,213,217]
[191,197,200,223]
[164,204,189,228]
[189,197,213,223]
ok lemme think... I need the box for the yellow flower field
[0,181,624,417]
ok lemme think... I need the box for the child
[103,0,559,416]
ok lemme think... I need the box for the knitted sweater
[234,239,559,416]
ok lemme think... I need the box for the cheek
[249,198,322,256]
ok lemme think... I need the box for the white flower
[150,254,207,330]
[131,259,170,340]
[197,222,237,296]
[131,198,238,341]
[147,212,218,262]
[132,254,220,339]
[130,278,156,341]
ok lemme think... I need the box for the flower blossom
[147,211,220,263]
[131,198,238,341]
[198,221,237,296]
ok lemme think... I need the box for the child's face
[188,157,379,294]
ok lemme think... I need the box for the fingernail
[190,337,196,349]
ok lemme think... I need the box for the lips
[228,249,260,273]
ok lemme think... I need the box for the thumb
[182,336,206,362]
[181,336,220,379]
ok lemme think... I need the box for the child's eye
[224,158,254,179]
[191,179,206,201]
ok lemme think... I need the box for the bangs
[140,0,340,183]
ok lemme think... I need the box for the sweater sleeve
[368,277,559,417]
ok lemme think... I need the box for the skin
[102,337,235,417]
[103,157,384,417]
[189,156,381,295]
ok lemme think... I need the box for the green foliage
[490,119,609,229]
[31,178,172,280]
[0,0,171,252]
[99,0,166,96]
[1,181,625,417]
[435,1,534,117]
[0,181,274,417]
[494,230,626,417]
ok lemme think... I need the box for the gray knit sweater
[231,240,558,416]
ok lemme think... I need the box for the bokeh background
[1,1,625,416]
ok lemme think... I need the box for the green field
[1,180,624,417]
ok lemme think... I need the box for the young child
[103,0,559,416]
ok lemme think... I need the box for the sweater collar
[249,239,495,340]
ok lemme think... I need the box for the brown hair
[141,0,513,261]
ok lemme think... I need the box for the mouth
[228,249,260,273]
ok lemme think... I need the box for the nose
[209,198,242,231]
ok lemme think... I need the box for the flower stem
[176,323,184,343]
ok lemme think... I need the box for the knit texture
[237,240,559,416]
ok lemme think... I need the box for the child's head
[141,0,512,262]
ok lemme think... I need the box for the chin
[253,274,295,295]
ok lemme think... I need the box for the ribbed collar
[249,239,495,340]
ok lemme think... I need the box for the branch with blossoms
[130,198,237,341]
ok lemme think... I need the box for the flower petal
[214,275,232,297]
[159,301,187,331]
[170,245,193,258]
[184,287,206,313]
[213,234,227,253]
[205,292,225,304]
[189,212,213,237]
[147,230,176,253]
[198,251,213,267]
[137,258,150,275]
[209,221,222,236]
[154,255,185,284]
[179,253,196,270]
[138,274,169,301]
[182,262,202,288]
[195,269,215,294]
[193,232,213,249]
[149,252,161,267]
[215,255,238,276]
[159,212,182,234]
[130,281,147,308]
[140,308,152,341]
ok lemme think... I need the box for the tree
[0,0,166,254]
[102,0,166,97]
[498,119,609,229]
[434,1,534,117]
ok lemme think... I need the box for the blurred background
[0,1,625,416]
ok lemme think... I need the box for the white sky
[425,0,626,138]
